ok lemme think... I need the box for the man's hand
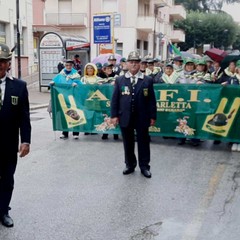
[111,117,119,126]
[19,143,30,158]
[150,119,156,126]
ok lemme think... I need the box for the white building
[34,0,186,62]
[0,0,34,78]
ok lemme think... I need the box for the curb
[30,103,49,111]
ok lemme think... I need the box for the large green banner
[51,84,240,143]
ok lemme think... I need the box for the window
[58,0,72,24]
[143,41,148,57]
[0,22,6,44]
[138,0,150,16]
[116,42,123,56]
[137,39,141,53]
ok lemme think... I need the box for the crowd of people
[53,52,240,152]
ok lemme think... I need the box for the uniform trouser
[0,152,17,216]
[120,126,150,171]
[62,131,79,137]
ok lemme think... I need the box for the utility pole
[16,0,21,79]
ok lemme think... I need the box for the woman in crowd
[192,58,211,84]
[178,58,202,146]
[210,61,224,84]
[179,57,196,84]
[51,59,82,140]
[221,61,238,85]
[81,63,100,84]
[98,63,117,84]
[156,63,181,84]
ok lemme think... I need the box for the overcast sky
[222,3,240,22]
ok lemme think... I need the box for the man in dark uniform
[0,43,31,227]
[108,54,121,75]
[111,51,157,178]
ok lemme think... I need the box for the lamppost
[153,3,166,58]
[221,29,229,50]
[193,19,202,54]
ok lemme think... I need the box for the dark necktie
[132,76,136,87]
[0,80,2,110]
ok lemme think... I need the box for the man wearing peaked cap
[120,57,126,63]
[0,44,12,60]
[111,50,157,178]
[0,43,31,227]
[127,51,141,61]
[108,54,117,61]
[108,54,121,75]
[173,55,184,74]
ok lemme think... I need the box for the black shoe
[141,169,152,178]
[178,139,186,145]
[102,134,108,140]
[123,167,135,175]
[113,134,119,140]
[191,142,200,147]
[1,214,14,227]
[213,140,221,145]
[60,135,68,139]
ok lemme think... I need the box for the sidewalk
[27,80,50,111]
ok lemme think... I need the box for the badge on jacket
[143,88,148,96]
[11,96,19,105]
[121,86,130,95]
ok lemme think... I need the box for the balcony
[45,13,88,28]
[169,5,186,21]
[136,16,155,32]
[170,29,185,43]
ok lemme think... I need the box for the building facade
[0,0,34,78]
[34,0,186,63]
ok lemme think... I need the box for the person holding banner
[0,43,31,227]
[111,51,157,178]
[81,63,100,84]
[51,59,82,140]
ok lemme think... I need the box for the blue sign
[93,15,111,44]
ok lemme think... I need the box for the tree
[175,0,240,12]
[174,11,239,51]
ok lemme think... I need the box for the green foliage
[175,0,240,12]
[174,11,239,51]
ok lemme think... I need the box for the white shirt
[0,75,7,103]
[0,73,13,103]
[125,71,144,85]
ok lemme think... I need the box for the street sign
[114,14,121,27]
[93,15,112,44]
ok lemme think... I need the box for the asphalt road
[0,108,240,240]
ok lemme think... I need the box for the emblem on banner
[202,97,240,137]
[11,96,18,105]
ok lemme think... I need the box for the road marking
[181,163,227,240]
